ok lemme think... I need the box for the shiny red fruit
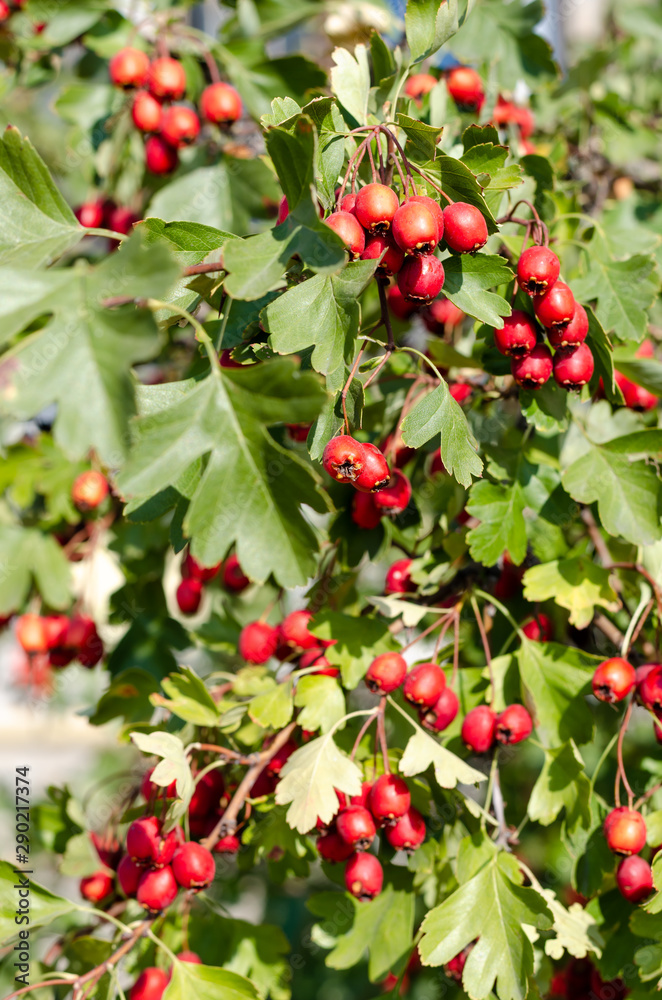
[493,310,538,357]
[323,434,365,484]
[553,343,595,390]
[360,232,405,276]
[213,833,241,854]
[80,870,114,903]
[637,664,662,712]
[354,183,399,233]
[276,195,289,224]
[148,57,186,100]
[132,91,163,133]
[442,202,488,254]
[117,855,143,897]
[72,470,109,509]
[461,705,496,753]
[446,66,484,110]
[511,343,553,389]
[423,297,465,333]
[223,554,250,591]
[280,610,317,650]
[410,195,444,242]
[385,806,425,851]
[354,442,390,493]
[521,614,553,642]
[495,704,533,745]
[200,81,242,125]
[351,490,382,529]
[534,281,575,332]
[176,577,203,615]
[392,201,439,255]
[182,551,221,582]
[403,662,446,707]
[317,830,355,863]
[603,807,647,855]
[548,302,589,348]
[420,686,459,733]
[145,135,178,175]
[615,371,658,411]
[266,737,298,775]
[172,842,216,889]
[160,105,200,147]
[405,73,438,101]
[344,851,383,900]
[445,944,473,981]
[385,558,415,594]
[368,773,411,823]
[136,865,178,913]
[450,382,472,404]
[365,651,407,694]
[325,211,366,258]
[286,422,311,441]
[129,967,169,1000]
[387,284,418,320]
[141,770,177,806]
[107,206,140,235]
[372,469,411,514]
[126,816,162,863]
[177,951,202,965]
[75,201,104,228]
[90,831,121,870]
[616,855,654,903]
[397,253,445,302]
[517,245,560,296]
[109,47,150,89]
[238,621,279,663]
[336,806,376,849]
[592,657,636,703]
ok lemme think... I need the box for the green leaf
[248,680,294,729]
[265,117,316,212]
[89,668,160,727]
[274,730,363,832]
[396,113,443,161]
[0,859,76,944]
[188,912,290,1000]
[586,306,622,404]
[405,0,460,63]
[443,254,514,327]
[303,98,349,211]
[310,611,398,689]
[261,96,303,126]
[165,961,259,1000]
[0,524,71,614]
[0,125,82,267]
[466,480,527,567]
[520,382,569,432]
[140,218,233,265]
[400,383,483,488]
[516,640,598,746]
[130,731,195,807]
[615,357,662,396]
[152,667,221,727]
[117,361,329,588]
[419,152,498,233]
[418,853,552,1000]
[399,729,487,790]
[294,675,345,734]
[541,888,603,961]
[528,741,591,829]
[330,45,370,127]
[448,0,556,85]
[522,558,620,630]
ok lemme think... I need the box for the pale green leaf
[274,731,363,832]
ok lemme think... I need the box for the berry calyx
[368,773,411,824]
[372,469,411,515]
[223,554,249,591]
[317,830,355,863]
[354,183,399,234]
[397,254,445,302]
[344,851,383,900]
[616,855,654,903]
[461,705,496,753]
[365,651,407,694]
[80,870,114,903]
[129,967,169,1000]
[72,470,109,510]
[405,73,438,102]
[176,577,203,615]
[238,621,279,663]
[200,82,242,125]
[511,343,553,390]
[553,343,595,390]
[360,233,405,276]
[442,202,488,254]
[136,865,178,913]
[147,57,186,100]
[336,806,377,849]
[385,558,415,594]
[495,704,533,745]
[109,47,150,89]
[171,842,216,889]
[547,302,588,348]
[354,442,390,493]
[534,281,575,332]
[385,806,425,851]
[592,657,636,703]
[423,297,465,333]
[351,491,382,530]
[603,807,647,855]
[145,135,179,175]
[117,855,143,897]
[131,91,163,133]
[324,211,366,258]
[493,310,538,357]
[403,661,446,707]
[392,200,439,255]
[446,66,484,110]
[517,246,560,296]
[323,434,365,484]
[159,106,200,148]
[420,686,460,733]
[280,610,318,650]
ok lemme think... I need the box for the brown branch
[182,262,226,277]
[189,743,259,764]
[581,508,613,566]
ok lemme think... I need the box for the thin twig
[470,595,495,710]
[614,699,634,809]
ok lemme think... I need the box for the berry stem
[614,698,634,809]
[366,138,379,183]
[336,131,376,205]
[399,608,454,652]
[470,595,496,711]
[350,708,379,760]
[341,344,366,432]
[376,696,390,772]
[362,280,396,390]
[187,742,259,764]
[451,611,460,687]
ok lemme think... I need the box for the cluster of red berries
[494,246,594,391]
[71,470,109,511]
[129,952,201,1000]
[550,957,626,1000]
[143,765,242,853]
[74,198,140,236]
[236,610,337,679]
[613,339,658,411]
[15,611,103,668]
[108,47,242,176]
[317,774,424,900]
[175,549,249,615]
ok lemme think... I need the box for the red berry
[129,967,169,1000]
[317,830,355,863]
[360,232,405,276]
[15,614,49,654]
[176,577,203,615]
[117,855,143,897]
[145,135,179,175]
[213,834,241,854]
[80,870,114,903]
[107,206,140,235]
[443,202,488,254]
[90,831,121,870]
[397,254,445,302]
[182,551,222,582]
[637,664,662,712]
[354,442,391,493]
[266,737,298,775]
[445,944,473,981]
[368,774,411,824]
[409,195,444,243]
[421,686,460,733]
[403,662,446,707]
[616,855,654,903]
[548,303,588,348]
[534,281,575,332]
[354,183,399,233]
[159,105,200,148]
[148,57,186,100]
[132,91,163,133]
[405,73,438,101]
[511,343,553,390]
[392,201,439,255]
[75,201,105,228]
[592,657,636,703]
[351,490,382,529]
[385,558,415,594]
[446,66,484,110]
[495,704,533,745]
[422,297,465,333]
[336,806,376,850]
[172,842,216,889]
[286,422,311,441]
[350,781,373,807]
[323,434,365,484]
[72,470,109,509]
[553,343,595,390]
[616,371,658,411]
[238,621,279,663]
[604,807,647,855]
[126,816,161,863]
[200,81,242,125]
[461,705,496,753]
[325,211,366,258]
[223,554,249,591]
[372,469,411,514]
[299,646,338,676]
[136,865,178,913]
[365,652,407,694]
[344,851,383,900]
[340,192,357,213]
[449,382,472,404]
[385,806,425,851]
[387,284,418,320]
[517,246,560,296]
[109,47,150,89]
[177,951,202,964]
[521,614,553,642]
[280,610,318,650]
[493,310,538,357]
[276,195,289,224]
[189,769,225,819]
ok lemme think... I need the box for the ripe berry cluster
[237,610,337,678]
[15,611,103,668]
[175,549,249,615]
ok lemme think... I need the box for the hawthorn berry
[517,246,560,296]
[387,284,418,320]
[176,577,203,615]
[131,91,163,133]
[72,470,109,510]
[172,842,216,889]
[385,558,415,594]
[446,66,484,110]
[15,614,49,654]
[286,422,311,442]
[616,855,654,903]
[223,554,250,591]
[592,657,636,703]
[323,434,365,484]
[354,183,399,233]
[200,81,242,125]
[238,621,279,663]
[461,705,496,753]
[117,855,143,897]
[403,661,446,707]
[442,202,488,254]
[107,206,140,235]
[385,806,425,851]
[354,442,390,493]
[266,737,298,775]
[548,302,589,348]
[521,614,553,642]
[365,651,407,694]
[145,135,178,175]
[129,967,169,1000]
[397,253,445,302]
[336,806,376,849]
[148,57,186,100]
[276,195,289,224]
[492,97,535,138]
[635,662,660,690]
[189,769,225,818]
[351,490,382,530]
[136,865,178,913]
[344,851,384,900]
[615,371,658,411]
[372,469,411,514]
[368,774,411,823]
[637,664,662,712]
[450,382,473,404]
[422,297,465,333]
[603,806,647,855]
[176,951,202,965]
[534,281,575,332]
[109,47,150,89]
[405,73,438,101]
[75,201,105,228]
[360,232,405,276]
[159,106,200,147]
[445,944,473,981]
[392,200,439,255]
[324,210,366,258]
[90,831,121,869]
[553,343,595,390]
[420,686,459,733]
[182,551,222,582]
[213,834,241,854]
[299,646,337,675]
[493,310,538,357]
[80,870,114,903]
[126,816,162,863]
[511,343,553,390]
[495,704,533,745]
[410,195,444,242]
[317,830,355,863]
[280,610,318,650]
